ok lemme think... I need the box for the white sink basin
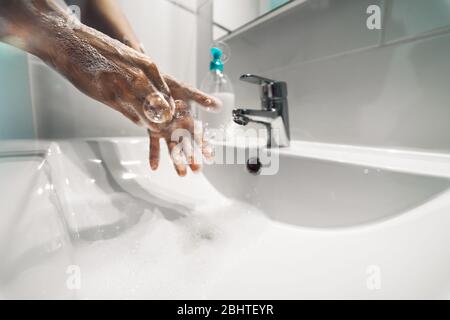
[1,138,450,299]
[204,141,450,227]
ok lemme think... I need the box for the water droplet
[143,97,170,123]
[174,109,191,119]
[145,107,164,123]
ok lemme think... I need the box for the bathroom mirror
[212,0,296,40]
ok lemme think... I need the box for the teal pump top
[209,47,224,72]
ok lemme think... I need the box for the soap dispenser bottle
[199,47,235,131]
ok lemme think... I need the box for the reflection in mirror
[213,0,291,40]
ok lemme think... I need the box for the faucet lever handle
[240,74,276,85]
[240,74,288,103]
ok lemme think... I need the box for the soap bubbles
[66,5,81,30]
[144,104,166,123]
[143,93,172,123]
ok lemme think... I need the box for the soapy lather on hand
[0,0,220,176]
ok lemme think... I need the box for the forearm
[0,0,69,60]
[69,0,143,52]
[0,1,146,101]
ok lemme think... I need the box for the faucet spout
[231,74,290,148]
[232,109,278,126]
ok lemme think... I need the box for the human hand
[1,0,220,176]
[148,76,219,176]
[44,21,219,176]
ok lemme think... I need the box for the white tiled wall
[29,0,202,139]
[213,0,261,31]
[213,0,291,34]
[223,0,450,152]
[385,0,450,42]
[197,0,214,86]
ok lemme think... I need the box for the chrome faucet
[232,74,290,147]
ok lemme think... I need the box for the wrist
[1,2,71,62]
[28,12,79,70]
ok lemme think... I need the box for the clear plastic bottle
[198,47,235,132]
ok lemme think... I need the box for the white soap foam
[73,200,269,299]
